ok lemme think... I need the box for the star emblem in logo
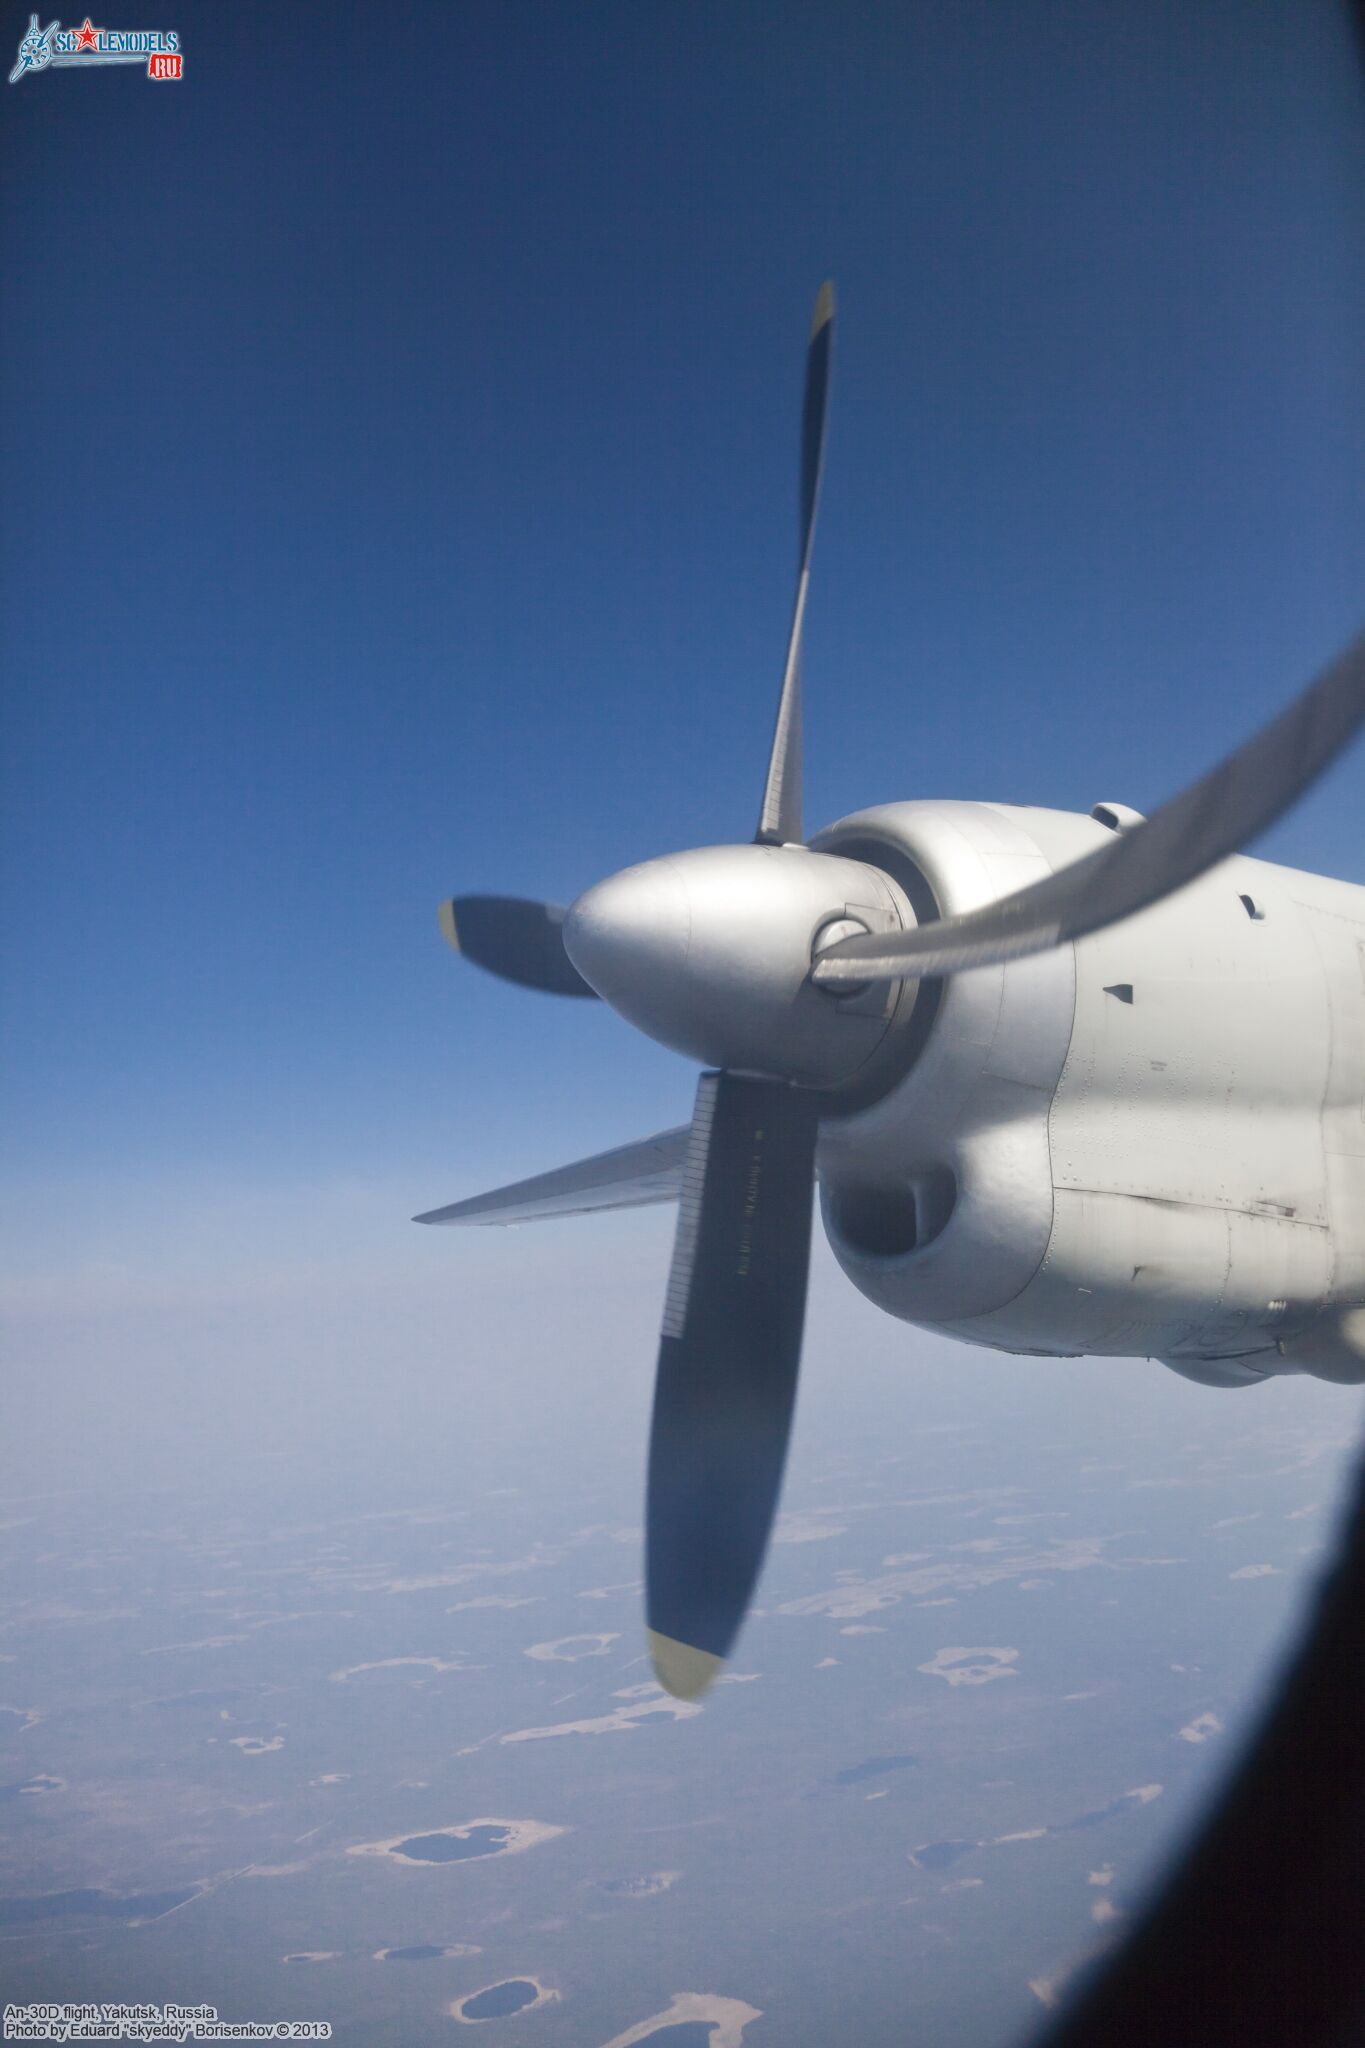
[74,17,98,51]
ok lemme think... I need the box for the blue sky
[3,0,1364,1487]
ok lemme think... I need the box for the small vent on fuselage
[1090,802,1146,835]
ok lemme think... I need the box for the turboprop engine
[419,284,1365,1696]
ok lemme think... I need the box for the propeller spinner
[431,283,1365,1700]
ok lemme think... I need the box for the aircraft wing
[413,1126,691,1227]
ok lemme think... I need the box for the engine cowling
[810,800,1077,1345]
[808,798,1362,1383]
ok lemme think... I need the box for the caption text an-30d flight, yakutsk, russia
[418,284,1365,1705]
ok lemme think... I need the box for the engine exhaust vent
[825,1167,957,1261]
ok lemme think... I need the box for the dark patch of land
[461,1979,538,2019]
[833,1754,918,1786]
[397,1826,511,1863]
[911,1840,978,1872]
[1053,1792,1149,1834]
[0,1887,199,1927]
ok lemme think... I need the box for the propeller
[434,282,1365,1701]
[755,278,834,848]
[437,895,597,998]
[646,1072,818,1698]
[623,282,834,1697]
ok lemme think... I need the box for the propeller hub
[563,843,912,1086]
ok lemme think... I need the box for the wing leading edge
[414,1126,691,1227]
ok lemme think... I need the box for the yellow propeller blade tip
[648,1629,724,1701]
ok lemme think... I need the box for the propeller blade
[814,624,1365,986]
[646,1070,819,1700]
[413,1123,689,1227]
[438,895,599,998]
[755,281,835,849]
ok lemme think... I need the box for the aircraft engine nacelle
[809,799,1365,1384]
[810,799,1080,1348]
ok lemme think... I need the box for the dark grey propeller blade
[645,1070,819,1699]
[814,625,1365,986]
[755,281,835,849]
[438,895,599,998]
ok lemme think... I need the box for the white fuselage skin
[811,801,1365,1388]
